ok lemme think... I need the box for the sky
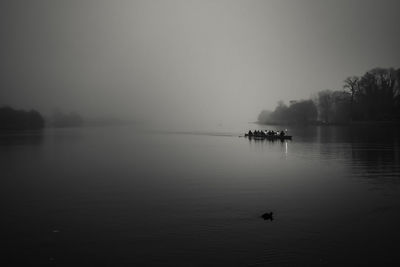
[1,0,399,125]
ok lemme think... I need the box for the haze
[1,0,399,126]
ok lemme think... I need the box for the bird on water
[261,212,273,221]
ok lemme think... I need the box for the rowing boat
[244,134,292,140]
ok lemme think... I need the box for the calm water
[1,124,400,266]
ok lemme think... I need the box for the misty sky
[1,0,399,125]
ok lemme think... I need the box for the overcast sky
[1,0,399,125]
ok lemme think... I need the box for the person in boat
[280,130,285,137]
[248,130,253,136]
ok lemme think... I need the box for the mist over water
[1,124,399,265]
[1,0,400,265]
[1,0,400,124]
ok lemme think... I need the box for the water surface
[1,124,400,266]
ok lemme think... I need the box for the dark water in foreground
[1,125,400,266]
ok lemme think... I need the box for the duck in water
[261,212,274,221]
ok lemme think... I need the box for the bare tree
[343,76,359,121]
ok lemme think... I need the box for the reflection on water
[245,125,400,185]
[1,125,400,265]
[284,125,400,185]
[317,126,400,185]
[0,130,44,146]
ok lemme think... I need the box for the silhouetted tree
[289,100,318,124]
[355,68,398,120]
[331,91,351,123]
[343,76,359,121]
[395,68,400,119]
[340,67,400,122]
[258,67,400,125]
[0,106,45,130]
[258,100,317,124]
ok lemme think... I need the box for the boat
[244,131,292,140]
[245,134,292,140]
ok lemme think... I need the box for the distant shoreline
[255,120,400,127]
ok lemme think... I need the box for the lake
[1,124,400,266]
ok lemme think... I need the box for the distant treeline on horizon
[0,106,140,131]
[258,67,400,125]
[0,107,84,130]
[0,106,45,130]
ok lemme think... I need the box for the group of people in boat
[247,129,286,138]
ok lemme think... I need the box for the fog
[1,0,399,126]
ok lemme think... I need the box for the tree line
[0,106,85,130]
[49,110,83,127]
[258,67,400,125]
[0,106,45,130]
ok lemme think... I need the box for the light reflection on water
[1,125,399,265]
